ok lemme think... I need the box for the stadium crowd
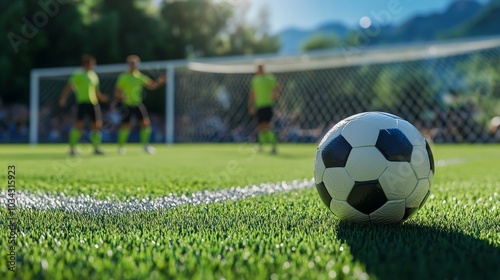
[1,98,499,144]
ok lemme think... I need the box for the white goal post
[30,36,500,145]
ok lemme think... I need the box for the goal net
[31,36,500,144]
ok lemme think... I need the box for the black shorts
[256,107,274,124]
[121,104,149,123]
[76,103,101,122]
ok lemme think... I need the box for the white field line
[435,158,468,167]
[1,179,313,214]
[0,158,467,214]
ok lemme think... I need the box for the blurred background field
[0,143,316,198]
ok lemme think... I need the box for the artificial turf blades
[1,143,499,279]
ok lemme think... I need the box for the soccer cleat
[94,148,106,155]
[118,147,127,155]
[69,149,80,157]
[144,145,156,155]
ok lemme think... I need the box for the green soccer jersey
[116,70,150,106]
[251,74,277,108]
[69,70,99,105]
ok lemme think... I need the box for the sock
[267,130,278,147]
[258,131,266,145]
[69,129,81,149]
[118,128,130,147]
[140,127,152,146]
[90,130,102,150]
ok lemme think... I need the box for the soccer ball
[314,112,435,224]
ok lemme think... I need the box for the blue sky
[243,0,491,33]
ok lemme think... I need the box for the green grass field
[1,143,500,279]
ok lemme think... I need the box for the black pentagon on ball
[347,180,388,215]
[425,141,435,173]
[376,128,413,162]
[316,182,332,208]
[322,135,352,168]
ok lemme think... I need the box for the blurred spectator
[0,102,29,143]
[0,99,497,144]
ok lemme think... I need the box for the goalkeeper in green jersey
[114,55,166,155]
[59,55,108,156]
[248,60,281,154]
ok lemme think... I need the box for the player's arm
[248,90,256,115]
[94,77,108,103]
[144,76,167,91]
[59,83,73,106]
[114,86,125,101]
[114,75,125,101]
[97,89,109,103]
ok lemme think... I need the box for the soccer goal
[30,36,500,144]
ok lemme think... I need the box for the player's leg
[256,107,277,153]
[117,106,132,154]
[90,104,105,155]
[257,122,267,147]
[267,107,278,154]
[69,121,84,156]
[258,122,278,154]
[69,104,85,156]
[256,107,267,150]
[138,104,155,154]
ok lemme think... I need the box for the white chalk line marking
[1,180,313,214]
[436,158,467,167]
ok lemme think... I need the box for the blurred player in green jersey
[248,60,281,154]
[114,55,166,155]
[59,54,108,156]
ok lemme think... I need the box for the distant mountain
[278,0,488,53]
[315,22,350,37]
[278,22,349,54]
[443,0,500,38]
[376,0,483,44]
[279,28,312,54]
